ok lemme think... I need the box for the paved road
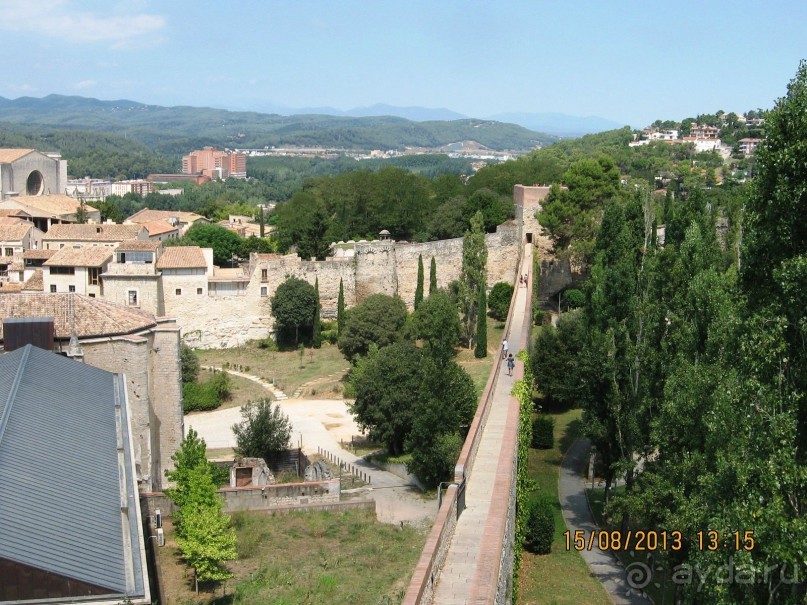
[559,438,650,604]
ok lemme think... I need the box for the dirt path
[186,368,436,526]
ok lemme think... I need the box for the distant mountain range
[0,95,564,154]
[237,101,624,137]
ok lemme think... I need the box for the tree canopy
[271,277,318,347]
[337,294,408,361]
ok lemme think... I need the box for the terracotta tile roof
[42,223,143,242]
[44,247,113,268]
[0,149,35,163]
[142,220,179,236]
[0,224,32,241]
[1,195,98,218]
[0,209,31,218]
[0,217,30,226]
[0,256,12,265]
[23,249,57,260]
[156,246,207,269]
[0,293,156,339]
[0,283,23,293]
[21,270,43,292]
[116,239,162,251]
[127,208,208,225]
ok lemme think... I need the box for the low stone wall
[218,479,340,512]
[140,478,340,517]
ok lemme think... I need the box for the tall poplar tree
[414,254,424,310]
[312,277,322,348]
[459,211,487,349]
[337,278,345,336]
[429,257,437,295]
[474,284,487,358]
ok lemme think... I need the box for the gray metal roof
[0,345,146,597]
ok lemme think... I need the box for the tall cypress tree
[429,257,437,295]
[312,277,322,348]
[337,278,345,337]
[474,284,487,358]
[414,254,424,310]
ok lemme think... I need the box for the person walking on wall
[501,339,509,359]
[506,353,515,376]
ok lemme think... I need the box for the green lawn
[197,342,349,398]
[518,407,610,605]
[156,509,426,605]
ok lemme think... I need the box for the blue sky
[2,0,805,128]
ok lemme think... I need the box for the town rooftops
[44,246,114,268]
[1,195,98,218]
[0,344,148,602]
[142,219,180,236]
[156,246,207,269]
[0,148,36,163]
[0,223,33,241]
[22,249,57,260]
[21,269,43,291]
[42,223,143,242]
[0,209,32,218]
[127,208,208,225]
[0,293,157,340]
[117,239,163,252]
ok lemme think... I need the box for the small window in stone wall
[260,286,267,297]
[176,288,182,296]
[128,290,138,306]
[197,287,203,295]
[68,285,75,293]
[50,285,56,293]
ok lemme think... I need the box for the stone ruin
[229,457,275,487]
[304,460,333,482]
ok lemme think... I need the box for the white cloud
[2,1,165,45]
[73,80,98,90]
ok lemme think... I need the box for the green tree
[270,277,317,347]
[348,341,423,455]
[429,257,437,295]
[488,281,514,321]
[414,254,424,310]
[312,277,322,348]
[474,284,487,358]
[175,504,237,590]
[180,344,200,384]
[337,294,408,361]
[164,428,225,493]
[413,291,461,364]
[336,278,345,337]
[231,399,293,461]
[458,211,487,349]
[167,223,243,266]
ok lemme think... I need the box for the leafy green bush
[488,282,514,321]
[180,344,200,384]
[321,329,338,344]
[526,495,554,554]
[563,288,585,309]
[209,370,232,401]
[232,399,292,460]
[532,415,555,449]
[257,338,278,351]
[183,382,220,412]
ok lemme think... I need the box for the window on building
[4,248,12,256]
[175,288,182,296]
[88,267,99,286]
[261,268,268,281]
[197,287,203,295]
[128,290,138,306]
[260,286,268,297]
[49,266,75,275]
[50,285,57,293]
[89,293,95,298]
[68,285,76,293]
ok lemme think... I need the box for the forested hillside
[0,95,556,154]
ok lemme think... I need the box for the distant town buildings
[182,146,247,179]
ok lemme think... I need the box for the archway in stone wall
[26,171,44,195]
